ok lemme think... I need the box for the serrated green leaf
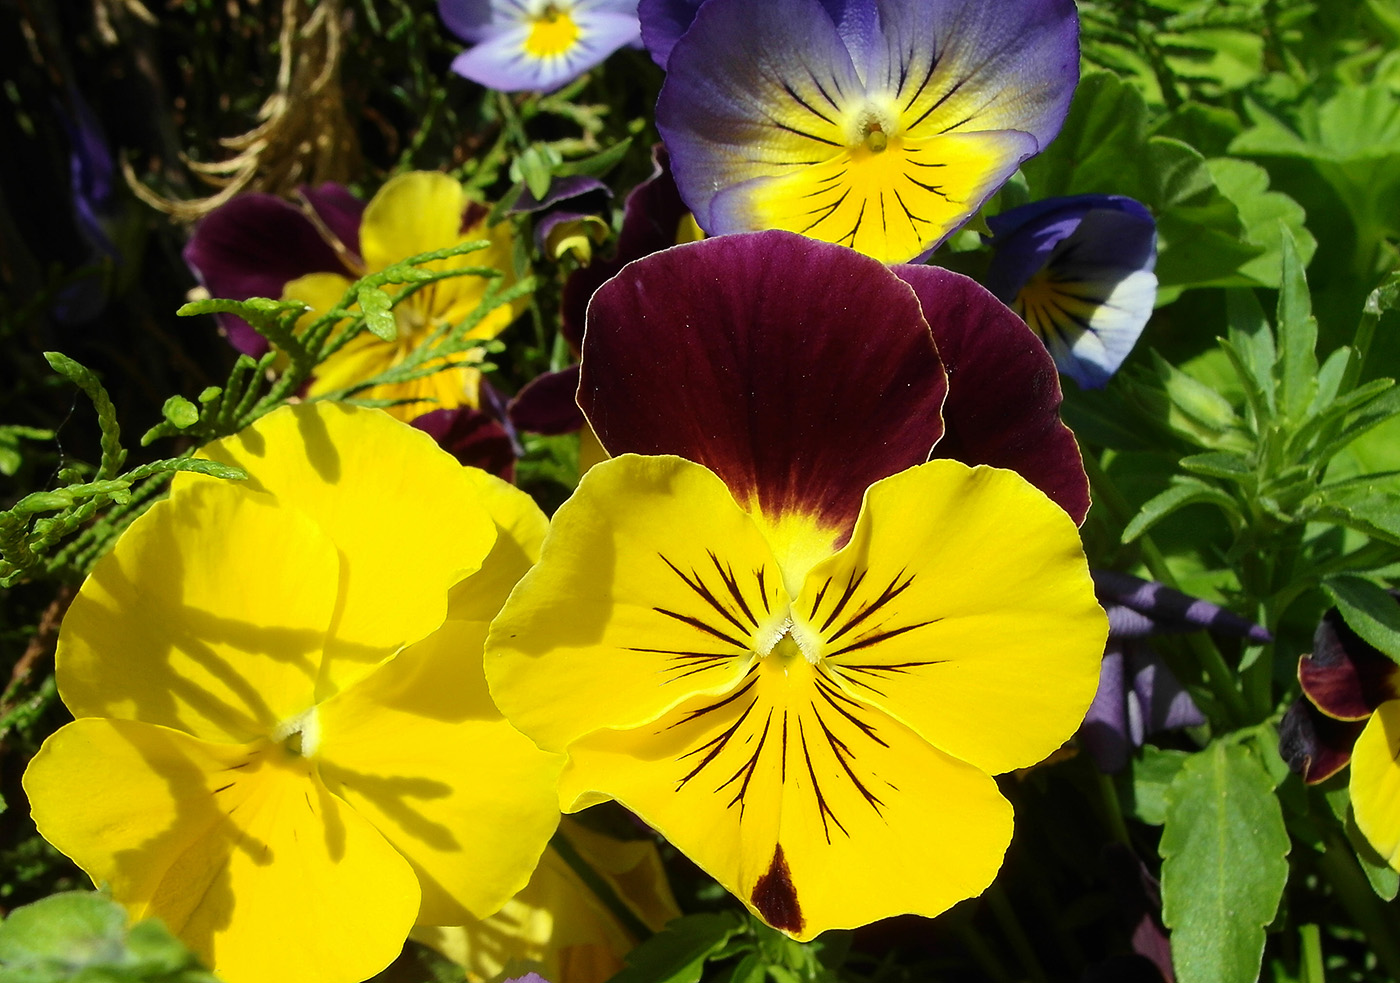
[1324,575,1400,662]
[1123,477,1241,542]
[0,891,126,967]
[609,912,747,983]
[1161,742,1290,983]
[356,286,397,342]
[161,396,200,430]
[1206,158,1316,287]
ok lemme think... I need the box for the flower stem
[549,829,654,943]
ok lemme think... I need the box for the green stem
[1299,922,1324,983]
[549,830,654,943]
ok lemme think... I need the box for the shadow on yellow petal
[486,455,786,754]
[24,718,419,983]
[447,468,550,623]
[188,404,498,698]
[57,481,339,743]
[318,618,564,925]
[414,818,681,983]
[560,650,1012,940]
[1350,700,1400,868]
[800,460,1105,775]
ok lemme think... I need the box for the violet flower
[985,194,1158,389]
[439,0,641,93]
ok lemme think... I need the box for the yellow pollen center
[524,5,579,58]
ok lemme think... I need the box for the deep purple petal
[511,175,612,214]
[509,365,585,435]
[562,146,691,351]
[57,88,117,258]
[638,0,705,67]
[410,407,517,480]
[183,193,358,357]
[1080,644,1131,773]
[580,231,947,535]
[299,183,365,263]
[1299,605,1400,720]
[1279,699,1365,785]
[1092,570,1271,642]
[892,264,1089,524]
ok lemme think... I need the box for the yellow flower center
[524,4,580,58]
[272,706,322,758]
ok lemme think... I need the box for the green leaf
[356,286,397,342]
[1127,747,1193,826]
[609,912,747,983]
[1160,742,1291,983]
[1205,158,1316,287]
[161,396,200,430]
[0,426,54,477]
[555,137,633,178]
[1275,229,1318,423]
[1224,288,1276,416]
[1123,477,1242,542]
[44,352,126,479]
[0,891,125,967]
[1324,575,1400,662]
[1179,451,1253,480]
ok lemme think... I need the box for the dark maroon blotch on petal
[893,264,1089,524]
[581,231,947,536]
[751,844,803,934]
[1299,605,1400,721]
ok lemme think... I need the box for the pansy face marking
[654,0,1080,263]
[487,232,1106,937]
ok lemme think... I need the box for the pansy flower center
[525,4,580,58]
[271,705,323,758]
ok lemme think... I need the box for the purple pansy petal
[1081,644,1132,773]
[184,192,358,356]
[437,0,498,43]
[656,0,864,229]
[449,9,640,92]
[1299,604,1400,721]
[862,0,1078,148]
[580,231,947,534]
[1279,699,1365,785]
[511,175,611,214]
[986,194,1153,298]
[1129,645,1206,734]
[410,406,517,480]
[638,0,705,67]
[299,183,366,263]
[57,88,117,258]
[1091,570,1271,642]
[562,146,691,350]
[892,264,1089,524]
[509,365,586,435]
[988,196,1157,390]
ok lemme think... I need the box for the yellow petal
[185,403,498,698]
[486,455,789,753]
[282,271,354,321]
[447,467,551,623]
[797,460,1104,774]
[433,209,525,343]
[24,718,419,983]
[317,618,565,924]
[559,649,1012,939]
[413,818,680,983]
[1350,701,1400,868]
[360,171,470,274]
[57,480,339,742]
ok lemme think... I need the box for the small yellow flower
[285,172,524,419]
[24,403,563,983]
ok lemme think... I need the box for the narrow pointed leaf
[1276,228,1318,422]
[1325,576,1400,663]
